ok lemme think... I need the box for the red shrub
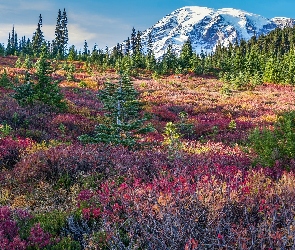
[0,136,33,169]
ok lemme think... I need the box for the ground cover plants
[1,55,295,249]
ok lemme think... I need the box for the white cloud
[67,12,132,49]
[0,3,134,50]
[0,0,54,12]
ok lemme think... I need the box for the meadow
[1,56,295,249]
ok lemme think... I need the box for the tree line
[2,8,295,86]
[2,8,68,59]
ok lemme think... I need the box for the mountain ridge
[136,6,295,58]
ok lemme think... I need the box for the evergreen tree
[125,37,131,55]
[82,40,89,60]
[179,37,193,72]
[0,43,5,56]
[131,27,137,55]
[25,38,33,56]
[53,9,62,57]
[54,8,68,57]
[6,26,17,55]
[147,32,153,56]
[6,33,12,55]
[32,14,44,57]
[11,26,15,53]
[160,44,178,75]
[14,53,66,110]
[61,8,68,54]
[135,30,142,54]
[14,33,18,54]
[129,30,144,69]
[68,45,77,61]
[79,72,154,148]
[146,32,156,71]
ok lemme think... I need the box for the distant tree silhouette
[53,8,68,58]
[6,26,18,55]
[131,27,137,55]
[32,14,44,57]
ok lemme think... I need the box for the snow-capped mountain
[139,6,295,58]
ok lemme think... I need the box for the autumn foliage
[1,56,295,249]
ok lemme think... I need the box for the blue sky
[0,0,295,51]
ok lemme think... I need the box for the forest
[1,8,295,249]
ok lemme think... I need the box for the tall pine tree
[131,27,137,55]
[61,8,68,54]
[53,8,68,58]
[32,14,44,57]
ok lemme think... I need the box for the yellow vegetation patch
[11,195,31,208]
[22,140,63,155]
[0,188,11,204]
[260,114,278,123]
[66,100,91,117]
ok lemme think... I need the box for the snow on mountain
[139,6,295,58]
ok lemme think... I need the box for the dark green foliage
[83,40,88,57]
[249,111,295,168]
[53,8,68,58]
[13,80,35,106]
[6,26,18,55]
[18,211,68,239]
[4,7,295,81]
[0,69,12,88]
[212,25,295,86]
[34,56,67,110]
[68,45,77,61]
[0,43,5,56]
[32,14,44,57]
[131,27,137,55]
[14,56,67,111]
[159,44,178,75]
[79,72,154,148]
[179,38,193,72]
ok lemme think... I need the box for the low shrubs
[0,206,80,249]
[249,111,295,168]
[0,136,33,169]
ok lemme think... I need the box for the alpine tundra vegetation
[1,4,295,249]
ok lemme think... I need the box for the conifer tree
[6,33,12,55]
[0,43,5,56]
[53,8,68,58]
[11,26,15,53]
[180,37,193,72]
[14,33,18,54]
[68,45,77,61]
[6,26,18,55]
[160,44,178,75]
[53,9,62,57]
[82,40,88,60]
[79,72,154,148]
[14,52,66,110]
[131,27,137,55]
[32,14,44,57]
[61,8,68,53]
[147,32,153,56]
[135,30,142,54]
[125,37,131,55]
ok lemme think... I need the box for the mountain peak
[138,6,294,58]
